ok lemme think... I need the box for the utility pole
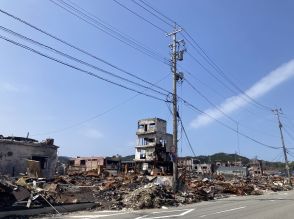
[272,108,292,186]
[167,24,185,192]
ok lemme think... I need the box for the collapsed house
[178,157,212,175]
[0,135,58,178]
[215,160,243,167]
[248,158,263,176]
[134,118,173,174]
[104,156,122,175]
[216,166,248,177]
[194,163,212,175]
[68,156,104,175]
[178,157,194,171]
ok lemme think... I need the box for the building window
[149,123,155,130]
[80,160,86,165]
[159,139,167,147]
[140,150,146,159]
[32,156,48,169]
[7,151,13,156]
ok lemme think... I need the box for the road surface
[40,189,294,219]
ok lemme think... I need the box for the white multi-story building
[134,118,173,174]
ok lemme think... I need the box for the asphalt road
[40,189,294,219]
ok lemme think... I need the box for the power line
[286,150,294,161]
[269,152,283,163]
[186,51,271,113]
[0,25,169,98]
[178,115,196,157]
[283,126,294,142]
[180,98,281,150]
[184,78,237,124]
[166,101,196,157]
[137,0,176,24]
[129,0,272,111]
[182,31,272,112]
[0,34,167,102]
[131,0,173,28]
[0,8,171,95]
[66,0,167,62]
[33,73,170,136]
[185,74,280,140]
[112,0,168,33]
[49,0,169,65]
[179,64,276,125]
[281,115,294,131]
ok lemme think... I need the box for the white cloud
[82,128,104,139]
[0,82,19,92]
[190,59,294,129]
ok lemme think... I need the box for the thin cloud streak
[190,59,294,129]
[0,82,19,92]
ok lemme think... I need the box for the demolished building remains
[248,158,263,176]
[134,118,173,174]
[216,166,248,177]
[0,135,58,178]
[68,156,104,175]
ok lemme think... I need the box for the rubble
[0,173,293,217]
[122,183,175,209]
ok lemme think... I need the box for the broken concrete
[0,172,293,218]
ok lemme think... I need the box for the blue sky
[1,0,294,161]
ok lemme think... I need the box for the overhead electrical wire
[180,98,281,150]
[126,0,272,111]
[57,0,169,63]
[181,68,275,124]
[32,73,170,137]
[0,25,169,98]
[1,2,280,152]
[0,8,171,96]
[66,0,167,62]
[112,0,168,33]
[178,115,197,157]
[137,0,176,25]
[110,1,279,150]
[0,34,167,102]
[1,31,278,151]
[283,126,294,143]
[49,0,169,65]
[184,78,237,125]
[166,102,196,156]
[182,34,272,112]
[131,0,173,28]
[286,150,294,161]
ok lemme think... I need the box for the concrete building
[134,118,173,174]
[248,158,263,176]
[216,166,248,177]
[0,135,58,178]
[68,156,104,175]
[178,157,193,171]
[215,160,243,167]
[194,164,212,175]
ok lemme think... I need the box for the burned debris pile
[0,173,292,216]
